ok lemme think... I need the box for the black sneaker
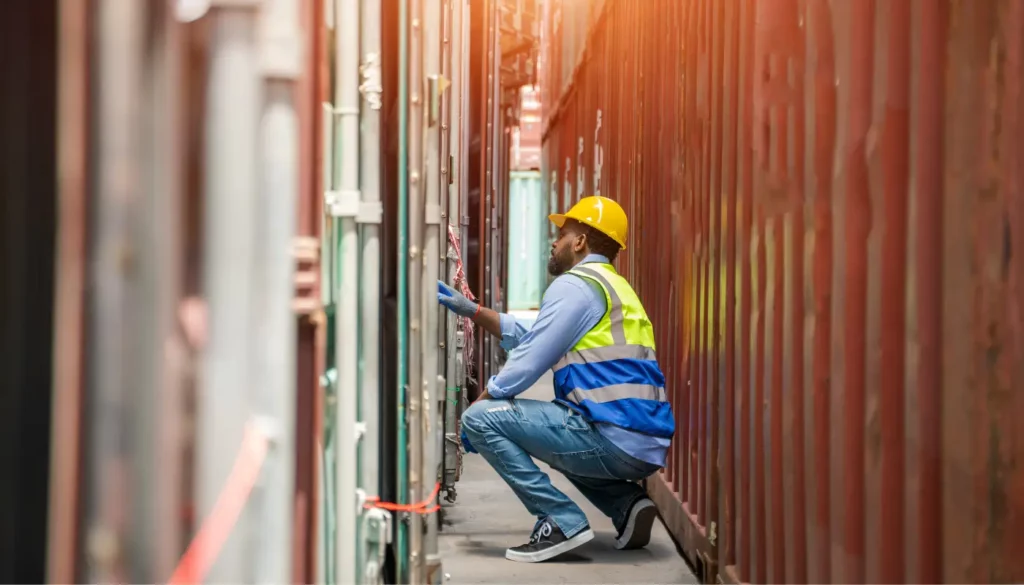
[505,517,595,563]
[615,497,658,550]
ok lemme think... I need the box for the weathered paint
[541,0,1024,582]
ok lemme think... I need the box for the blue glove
[460,429,478,454]
[437,280,478,318]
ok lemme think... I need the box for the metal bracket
[325,190,383,224]
[358,201,384,224]
[361,507,392,584]
[426,203,444,225]
[325,189,359,217]
[364,507,392,544]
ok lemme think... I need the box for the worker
[437,195,675,563]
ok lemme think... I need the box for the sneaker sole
[615,499,658,550]
[505,528,595,563]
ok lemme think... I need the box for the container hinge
[325,190,383,224]
[425,203,443,225]
[361,507,392,584]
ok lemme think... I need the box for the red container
[541,0,1024,583]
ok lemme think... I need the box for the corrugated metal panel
[506,171,546,310]
[541,0,1024,583]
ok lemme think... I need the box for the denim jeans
[460,398,662,539]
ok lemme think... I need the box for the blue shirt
[487,254,671,467]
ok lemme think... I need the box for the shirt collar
[580,253,610,265]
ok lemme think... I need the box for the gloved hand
[460,429,478,454]
[437,280,478,318]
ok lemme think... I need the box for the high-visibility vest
[552,262,676,438]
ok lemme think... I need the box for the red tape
[168,421,269,585]
[447,225,476,370]
[364,482,442,514]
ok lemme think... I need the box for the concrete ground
[437,371,697,585]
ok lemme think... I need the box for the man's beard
[547,250,570,276]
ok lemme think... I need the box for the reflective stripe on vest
[566,384,668,405]
[554,344,658,369]
[573,265,627,345]
[553,264,670,411]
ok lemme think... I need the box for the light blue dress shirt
[486,253,671,467]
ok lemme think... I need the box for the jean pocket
[563,409,592,432]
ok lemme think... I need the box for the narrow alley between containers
[3,0,1024,584]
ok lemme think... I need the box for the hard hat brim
[548,213,567,228]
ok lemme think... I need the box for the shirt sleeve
[486,274,606,399]
[497,312,530,351]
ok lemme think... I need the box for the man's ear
[573,232,588,254]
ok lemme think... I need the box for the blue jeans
[460,398,661,538]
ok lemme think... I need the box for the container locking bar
[324,190,383,224]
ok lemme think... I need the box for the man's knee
[460,401,481,432]
[461,398,513,434]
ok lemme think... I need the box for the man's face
[547,226,583,276]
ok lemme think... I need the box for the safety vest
[552,262,676,438]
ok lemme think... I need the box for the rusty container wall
[541,0,1024,583]
[290,0,326,579]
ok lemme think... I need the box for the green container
[507,171,548,310]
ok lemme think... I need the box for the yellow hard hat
[549,195,628,250]
[548,195,626,251]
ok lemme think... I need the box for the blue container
[506,171,548,310]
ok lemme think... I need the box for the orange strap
[168,421,269,585]
[168,424,440,585]
[364,483,442,514]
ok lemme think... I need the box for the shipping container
[542,0,1024,583]
[9,0,542,583]
[506,171,548,310]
